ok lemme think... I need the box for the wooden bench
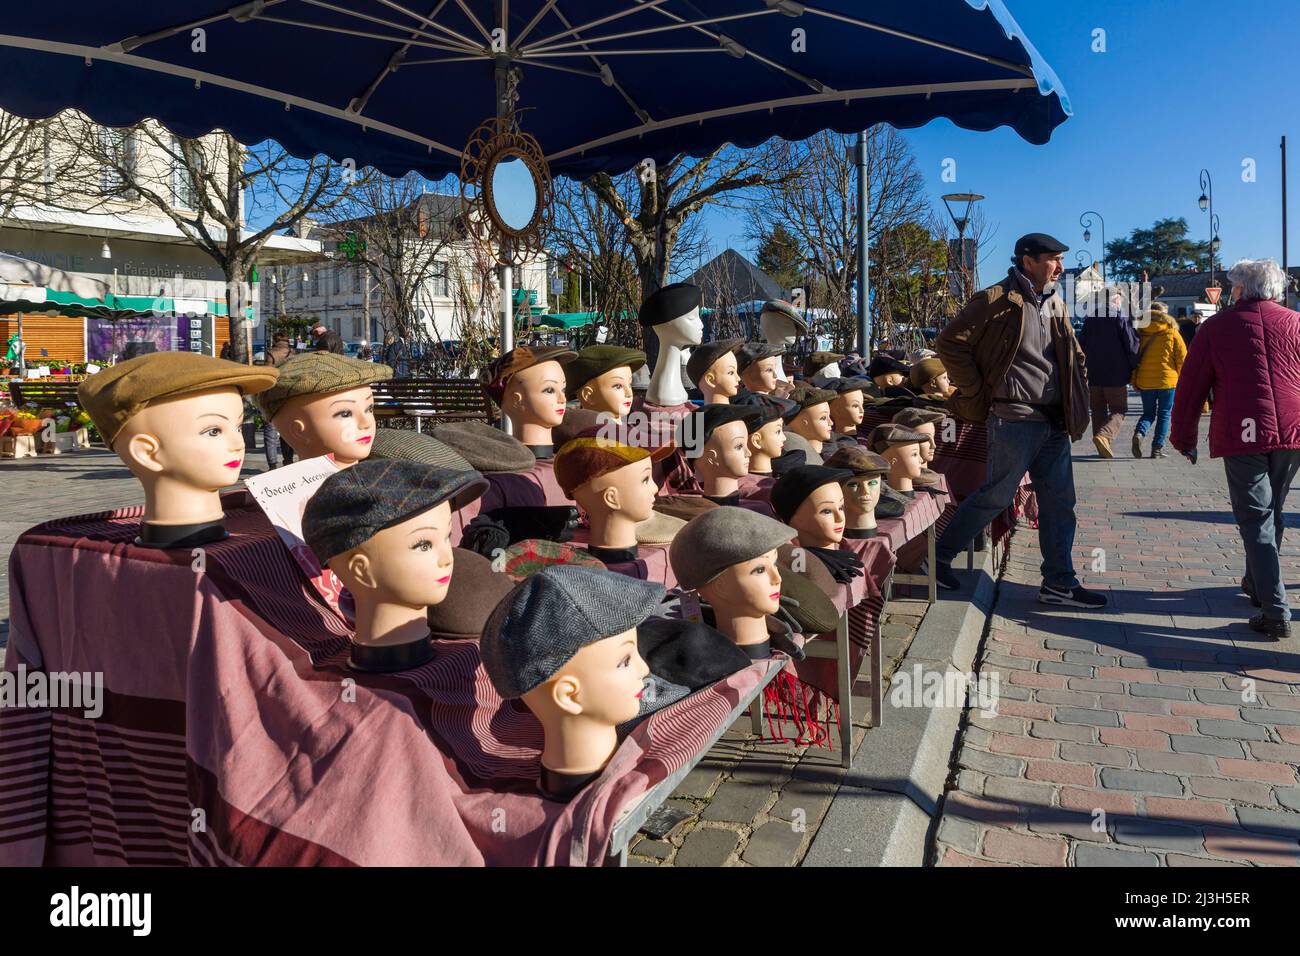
[370,378,497,431]
[8,379,84,410]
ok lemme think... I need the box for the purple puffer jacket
[1170,298,1300,458]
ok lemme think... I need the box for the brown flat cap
[784,384,836,419]
[79,352,278,447]
[824,445,890,477]
[480,345,576,404]
[652,494,720,523]
[255,352,392,421]
[866,423,929,454]
[686,338,744,385]
[909,357,947,391]
[801,351,846,380]
[428,421,535,474]
[427,548,515,640]
[892,407,946,430]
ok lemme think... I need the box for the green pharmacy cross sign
[338,233,367,261]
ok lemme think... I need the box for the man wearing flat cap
[932,231,1099,609]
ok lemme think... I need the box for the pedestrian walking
[930,233,1104,608]
[261,333,297,469]
[1130,302,1186,459]
[310,322,345,354]
[1077,292,1139,458]
[1170,258,1300,640]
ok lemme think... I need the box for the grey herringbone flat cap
[669,507,796,592]
[481,564,665,699]
[370,428,473,471]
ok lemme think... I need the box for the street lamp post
[1079,210,1106,283]
[1198,169,1221,289]
[941,193,985,304]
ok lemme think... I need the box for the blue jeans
[936,415,1079,590]
[1223,450,1300,622]
[1135,388,1175,448]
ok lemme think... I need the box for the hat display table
[0,492,789,866]
[569,526,678,590]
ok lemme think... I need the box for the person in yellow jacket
[1131,303,1187,458]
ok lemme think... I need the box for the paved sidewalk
[934,401,1300,867]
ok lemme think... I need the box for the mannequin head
[681,405,761,498]
[892,408,946,464]
[771,465,854,549]
[747,409,787,474]
[686,338,743,406]
[555,434,671,549]
[640,283,704,407]
[759,301,803,346]
[302,460,488,670]
[482,345,577,446]
[579,366,634,419]
[567,345,645,421]
[829,387,866,433]
[669,507,796,648]
[823,446,890,531]
[869,423,931,492]
[784,385,836,452]
[868,354,911,391]
[272,385,378,466]
[482,565,664,784]
[737,343,784,395]
[915,421,937,462]
[909,358,954,399]
[77,352,279,532]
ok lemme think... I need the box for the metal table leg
[837,611,852,768]
[927,525,938,604]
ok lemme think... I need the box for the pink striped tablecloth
[569,527,678,590]
[0,492,782,867]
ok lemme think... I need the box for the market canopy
[0,1,1070,181]
[0,284,246,321]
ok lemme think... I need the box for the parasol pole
[495,47,515,433]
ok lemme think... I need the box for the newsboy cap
[78,352,278,447]
[867,354,910,379]
[254,352,391,422]
[635,509,686,545]
[553,432,673,498]
[823,445,890,477]
[565,344,646,394]
[783,384,836,421]
[1013,232,1069,262]
[370,428,473,471]
[428,421,535,474]
[801,351,846,380]
[909,358,948,392]
[866,423,930,454]
[480,345,576,405]
[426,548,515,640]
[736,342,785,373]
[302,459,488,565]
[669,507,796,591]
[686,338,744,385]
[822,376,871,396]
[892,407,946,430]
[481,564,665,699]
[770,464,854,523]
[678,404,762,454]
[638,283,702,328]
[760,299,808,333]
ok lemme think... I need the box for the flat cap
[909,357,947,391]
[652,494,720,523]
[565,344,646,393]
[480,345,576,404]
[686,338,744,385]
[78,352,278,446]
[867,354,911,379]
[760,299,808,333]
[866,423,930,454]
[553,432,673,497]
[892,407,946,430]
[823,376,872,396]
[481,564,665,698]
[498,538,604,582]
[426,548,515,640]
[638,283,702,327]
[302,459,488,565]
[370,428,473,471]
[254,352,391,421]
[736,342,784,373]
[678,404,762,453]
[635,509,686,545]
[770,464,854,523]
[669,507,796,591]
[1013,232,1069,261]
[783,384,836,420]
[778,566,841,635]
[801,351,846,380]
[428,421,535,474]
[823,445,890,477]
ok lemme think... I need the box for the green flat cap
[565,344,647,393]
[255,352,392,421]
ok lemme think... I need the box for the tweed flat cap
[770,464,854,523]
[635,509,686,545]
[909,357,947,391]
[669,507,796,591]
[776,541,837,598]
[866,423,929,454]
[824,376,872,396]
[760,299,808,333]
[867,354,910,379]
[480,345,576,405]
[481,564,665,698]
[499,538,604,582]
[426,548,515,640]
[553,432,673,497]
[686,338,744,385]
[678,404,762,455]
[370,428,473,471]
[638,283,702,328]
[254,352,391,421]
[736,342,784,372]
[428,421,535,473]
[783,384,836,421]
[565,345,646,393]
[892,407,946,430]
[824,445,890,477]
[652,494,720,523]
[777,567,840,635]
[78,352,278,446]
[302,460,488,565]
[801,351,846,380]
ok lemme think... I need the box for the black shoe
[1131,434,1143,458]
[1242,576,1262,608]
[1150,445,1167,458]
[1039,583,1108,608]
[922,559,961,591]
[1248,613,1291,640]
[973,530,991,552]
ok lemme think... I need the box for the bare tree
[937,205,999,307]
[49,114,356,361]
[0,113,64,219]
[744,127,928,352]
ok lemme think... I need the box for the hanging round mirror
[461,116,553,266]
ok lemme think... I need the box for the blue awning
[0,2,1070,181]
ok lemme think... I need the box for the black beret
[638,283,702,327]
[868,354,911,379]
[770,464,854,523]
[678,403,763,451]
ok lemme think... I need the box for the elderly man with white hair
[1171,257,1300,640]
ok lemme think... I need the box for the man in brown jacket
[930,233,1104,609]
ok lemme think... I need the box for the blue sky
[699,0,1300,281]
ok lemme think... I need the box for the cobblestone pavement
[935,401,1300,867]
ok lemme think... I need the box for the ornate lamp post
[941,192,985,302]
[1198,169,1221,289]
[1079,210,1106,283]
